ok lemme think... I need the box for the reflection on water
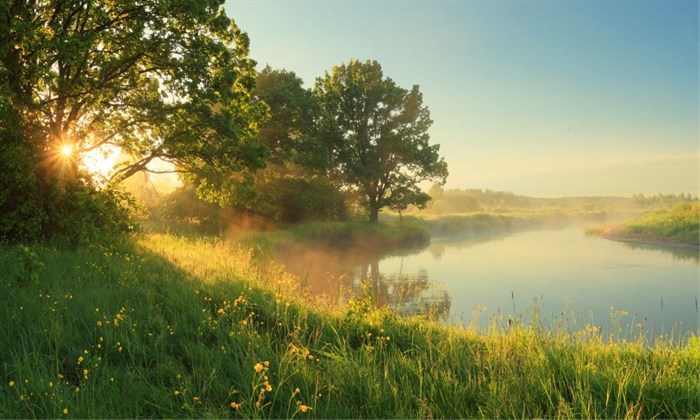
[276,227,699,340]
[619,241,700,263]
[276,245,451,320]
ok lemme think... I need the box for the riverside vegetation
[1,230,699,418]
[588,202,700,246]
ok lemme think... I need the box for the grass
[588,203,700,245]
[1,233,699,418]
[233,219,430,253]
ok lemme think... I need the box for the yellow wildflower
[63,408,68,415]
[300,404,311,413]
[217,308,225,315]
[254,363,263,373]
[8,380,14,387]
[230,402,241,409]
[263,361,270,367]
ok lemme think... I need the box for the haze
[227,0,699,197]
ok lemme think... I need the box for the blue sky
[226,0,698,197]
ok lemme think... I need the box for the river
[276,226,699,341]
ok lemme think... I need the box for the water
[277,226,699,339]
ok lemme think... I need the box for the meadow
[1,232,698,418]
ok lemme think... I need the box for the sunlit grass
[589,202,700,244]
[1,234,698,418]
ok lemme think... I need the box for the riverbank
[1,234,698,418]
[383,208,628,239]
[235,220,430,253]
[589,226,700,248]
[587,203,700,247]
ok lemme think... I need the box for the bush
[262,177,349,222]
[0,114,137,244]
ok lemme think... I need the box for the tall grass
[589,202,700,245]
[1,234,698,418]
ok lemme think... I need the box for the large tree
[251,66,347,222]
[314,59,448,222]
[0,0,267,239]
[254,65,318,168]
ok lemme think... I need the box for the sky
[225,0,698,197]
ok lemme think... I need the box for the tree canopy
[314,60,448,222]
[251,66,347,222]
[0,0,267,240]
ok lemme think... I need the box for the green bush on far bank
[589,202,700,245]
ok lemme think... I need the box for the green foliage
[257,177,349,223]
[254,66,319,167]
[621,202,700,243]
[0,124,45,241]
[0,115,137,243]
[1,235,698,418]
[314,60,448,222]
[631,193,698,209]
[0,0,268,241]
[154,184,224,235]
[421,185,651,216]
[587,202,700,245]
[249,66,348,223]
[11,245,44,287]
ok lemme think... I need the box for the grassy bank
[1,234,699,418]
[588,203,700,246]
[233,220,430,253]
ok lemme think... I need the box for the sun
[81,145,121,180]
[60,145,73,157]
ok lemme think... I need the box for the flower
[63,408,68,415]
[254,363,263,373]
[300,404,311,413]
[217,308,225,315]
[8,380,15,387]
[230,402,241,409]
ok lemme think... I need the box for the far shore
[592,226,700,248]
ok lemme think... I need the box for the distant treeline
[415,185,698,215]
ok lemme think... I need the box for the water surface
[277,226,699,339]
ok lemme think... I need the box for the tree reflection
[621,242,699,263]
[357,258,451,320]
[275,246,451,320]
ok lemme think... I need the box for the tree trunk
[369,204,379,223]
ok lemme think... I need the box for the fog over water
[277,226,699,341]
